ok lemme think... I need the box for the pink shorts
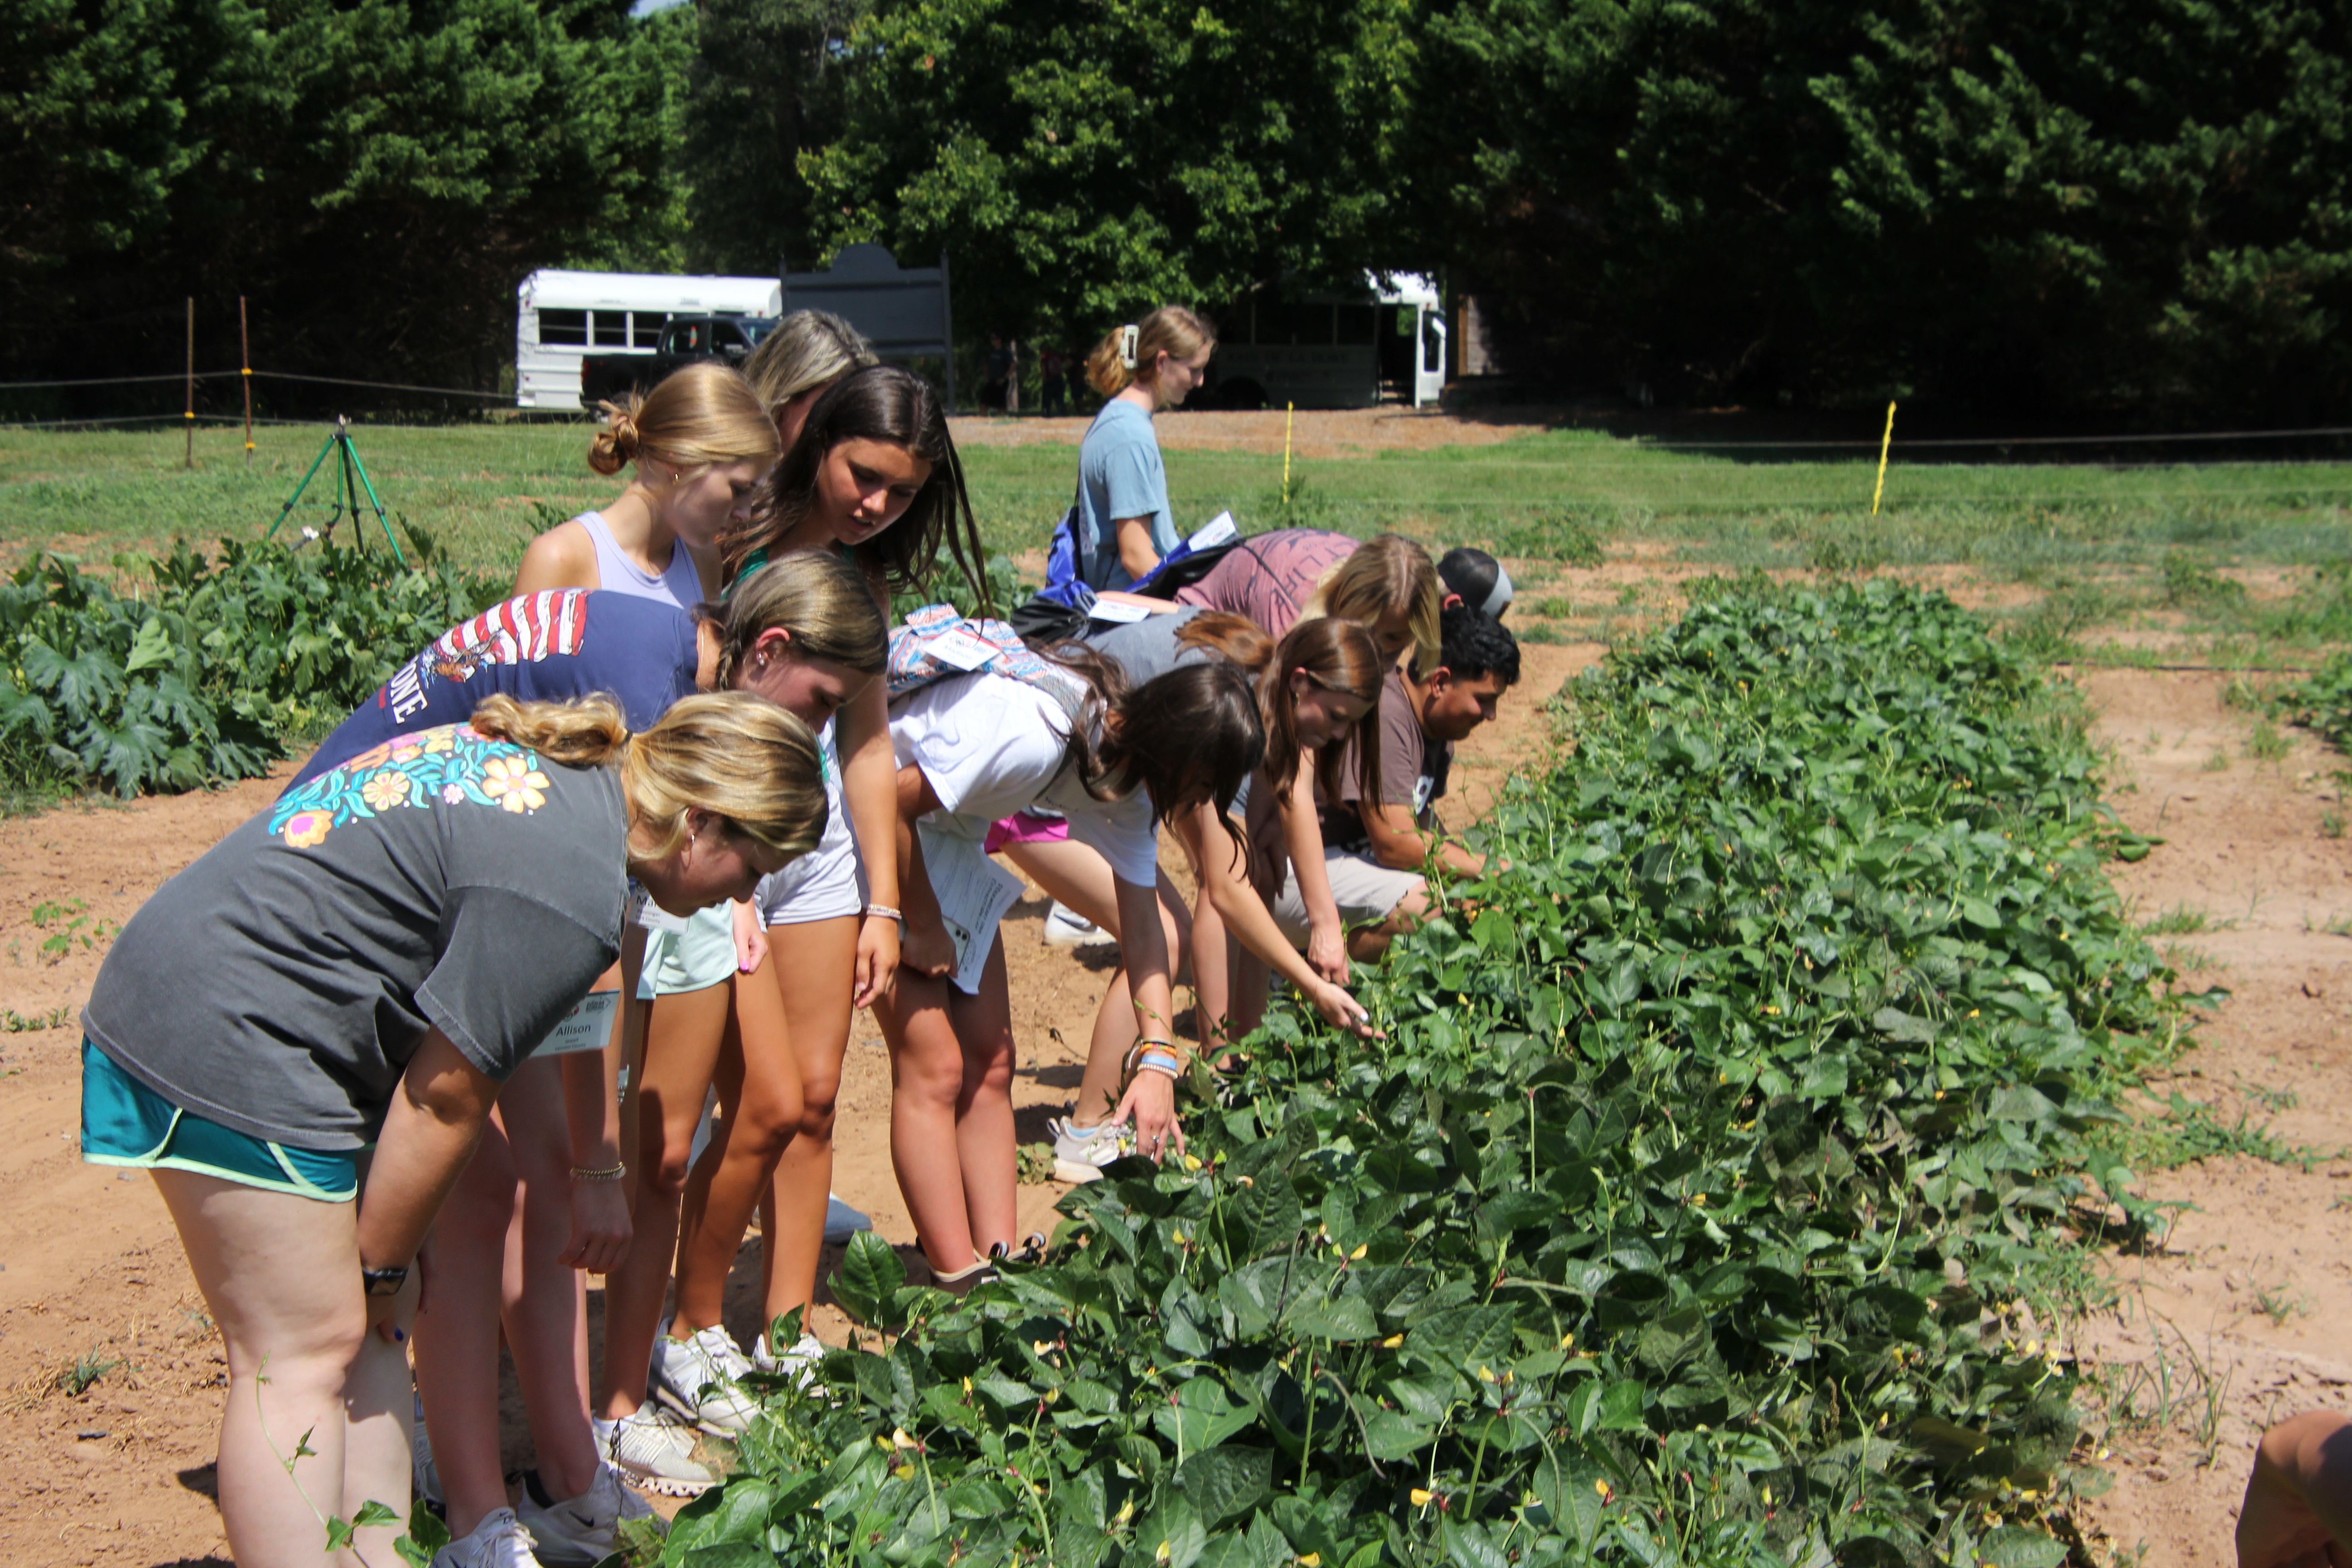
[984,809,1070,855]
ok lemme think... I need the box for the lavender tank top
[573,510,707,610]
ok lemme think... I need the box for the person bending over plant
[1271,605,1519,964]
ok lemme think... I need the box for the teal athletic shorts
[79,1040,361,1202]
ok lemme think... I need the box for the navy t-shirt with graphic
[289,590,699,789]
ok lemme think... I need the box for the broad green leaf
[832,1231,906,1327]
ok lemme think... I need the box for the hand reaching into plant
[1302,975,1383,1040]
[1112,1070,1186,1165]
[1306,919,1350,985]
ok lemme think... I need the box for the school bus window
[539,309,588,347]
[592,312,628,347]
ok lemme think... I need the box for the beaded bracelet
[863,903,903,923]
[570,1161,627,1182]
[1122,1037,1186,1080]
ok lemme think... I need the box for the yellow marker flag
[1871,401,1897,516]
[1283,402,1296,505]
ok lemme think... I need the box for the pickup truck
[578,314,779,409]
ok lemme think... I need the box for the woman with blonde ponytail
[1071,306,1215,591]
[521,359,779,604]
[75,693,821,1568]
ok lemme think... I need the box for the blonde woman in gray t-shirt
[78,694,823,1568]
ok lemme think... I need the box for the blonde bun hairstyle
[586,361,779,481]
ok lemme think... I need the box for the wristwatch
[361,1263,410,1298]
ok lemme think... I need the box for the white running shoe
[514,1464,661,1567]
[593,1408,715,1497]
[651,1323,761,1436]
[751,1329,829,1391]
[1041,901,1114,949]
[1048,1115,1135,1184]
[411,1389,443,1514]
[429,1508,543,1568]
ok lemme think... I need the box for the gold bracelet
[570,1161,626,1182]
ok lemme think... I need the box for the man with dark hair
[1273,605,1520,962]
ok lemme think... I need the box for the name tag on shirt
[536,988,620,1056]
[924,625,1000,671]
[1189,510,1238,549]
[1087,598,1152,624]
[634,892,690,934]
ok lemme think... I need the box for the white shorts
[757,758,862,926]
[1270,847,1425,947]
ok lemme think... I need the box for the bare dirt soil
[1,578,2341,1567]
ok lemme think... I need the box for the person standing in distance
[1073,307,1215,592]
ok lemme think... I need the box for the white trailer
[514,270,784,411]
[1206,273,1449,410]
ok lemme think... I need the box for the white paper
[925,625,1000,671]
[536,988,621,1056]
[918,825,1028,995]
[1188,510,1238,549]
[1086,597,1153,624]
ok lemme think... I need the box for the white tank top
[572,510,706,610]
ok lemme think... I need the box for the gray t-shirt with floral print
[83,723,627,1149]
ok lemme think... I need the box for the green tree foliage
[2,0,692,400]
[681,0,868,276]
[801,0,1418,338]
[1411,0,2352,419]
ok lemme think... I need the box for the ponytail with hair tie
[1119,325,1139,370]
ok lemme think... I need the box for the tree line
[8,0,2346,421]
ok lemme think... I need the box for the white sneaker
[514,1464,661,1567]
[1042,901,1114,949]
[593,1408,715,1497]
[430,1507,542,1568]
[751,1329,828,1391]
[411,1389,442,1513]
[651,1323,761,1436]
[1048,1115,1134,1184]
[823,1192,872,1245]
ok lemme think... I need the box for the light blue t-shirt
[1074,400,1179,591]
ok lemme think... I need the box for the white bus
[1204,273,1449,410]
[514,270,784,411]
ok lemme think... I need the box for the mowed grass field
[6,417,2352,662]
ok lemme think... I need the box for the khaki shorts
[1269,847,1425,947]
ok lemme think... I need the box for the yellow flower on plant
[361,769,412,812]
[281,809,333,848]
[1411,1489,1436,1508]
[482,753,549,813]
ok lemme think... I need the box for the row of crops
[0,536,501,799]
[650,578,2184,1568]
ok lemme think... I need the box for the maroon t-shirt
[1174,529,1357,636]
